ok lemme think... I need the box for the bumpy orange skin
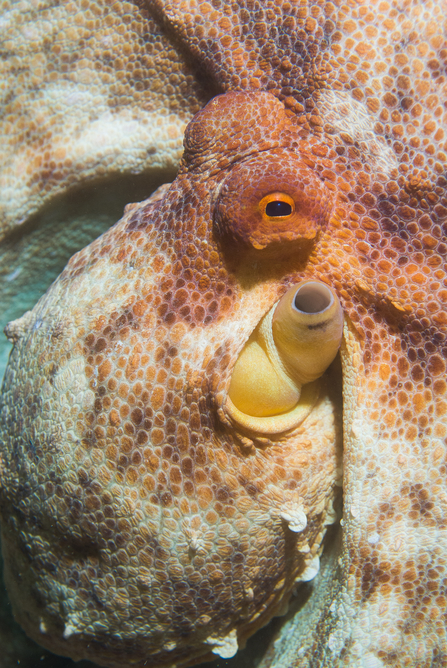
[1,0,447,666]
[0,92,342,668]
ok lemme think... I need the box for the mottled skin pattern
[1,92,343,667]
[0,0,204,238]
[0,1,447,667]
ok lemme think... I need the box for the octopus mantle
[0,1,447,667]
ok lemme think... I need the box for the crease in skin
[0,0,447,666]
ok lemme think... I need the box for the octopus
[0,0,447,667]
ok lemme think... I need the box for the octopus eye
[260,193,295,219]
[266,200,292,217]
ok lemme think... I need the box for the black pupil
[265,200,292,217]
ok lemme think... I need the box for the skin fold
[0,0,446,666]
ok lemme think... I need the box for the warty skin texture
[1,0,445,375]
[0,0,447,667]
[0,92,343,667]
[0,82,446,665]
